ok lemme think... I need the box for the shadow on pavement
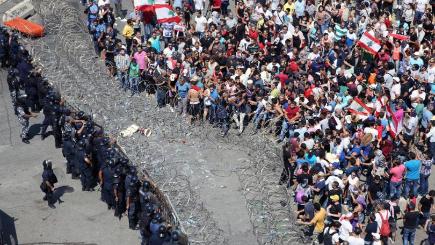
[27,123,41,139]
[52,185,74,205]
[0,209,18,245]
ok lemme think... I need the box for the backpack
[323,227,338,245]
[379,211,391,237]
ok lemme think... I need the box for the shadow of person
[26,123,42,140]
[51,185,74,205]
[0,209,18,245]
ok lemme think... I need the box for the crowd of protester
[81,0,435,244]
[4,25,187,244]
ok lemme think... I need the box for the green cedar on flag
[154,4,181,23]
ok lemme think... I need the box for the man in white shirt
[194,13,207,37]
[339,213,354,242]
[390,77,401,100]
[415,0,429,23]
[325,171,345,189]
[410,86,426,108]
[426,117,435,160]
[403,111,419,140]
[347,227,365,245]
[194,0,206,13]
[225,13,237,29]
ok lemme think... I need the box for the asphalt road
[0,68,140,244]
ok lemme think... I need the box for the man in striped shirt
[334,22,348,42]
[115,46,130,89]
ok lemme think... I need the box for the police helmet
[113,173,120,182]
[145,203,156,215]
[153,212,164,223]
[102,137,110,145]
[129,166,137,175]
[158,225,166,237]
[114,167,122,175]
[120,158,129,165]
[142,180,151,192]
[77,111,85,119]
[16,93,27,105]
[77,139,86,148]
[62,133,71,140]
[171,229,188,244]
[130,176,139,186]
[42,159,52,166]
[106,159,115,167]
[108,148,117,157]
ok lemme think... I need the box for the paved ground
[0,69,140,244]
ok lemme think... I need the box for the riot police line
[3,27,188,245]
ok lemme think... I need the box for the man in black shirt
[419,190,435,225]
[402,203,420,245]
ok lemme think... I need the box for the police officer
[7,68,20,105]
[62,132,75,174]
[78,139,94,191]
[0,27,10,67]
[99,159,115,209]
[165,229,188,245]
[126,175,140,229]
[72,139,85,180]
[139,203,157,245]
[149,221,170,245]
[41,160,57,209]
[51,98,63,148]
[91,132,107,170]
[124,165,137,193]
[140,180,159,210]
[40,92,55,140]
[113,168,125,219]
[24,71,41,112]
[150,212,165,235]
[14,94,37,144]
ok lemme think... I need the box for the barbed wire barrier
[22,0,305,244]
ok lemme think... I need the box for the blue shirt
[405,160,421,180]
[422,107,433,129]
[210,89,219,101]
[176,82,190,98]
[305,154,317,166]
[95,23,106,39]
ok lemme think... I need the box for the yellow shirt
[270,88,280,98]
[122,24,134,39]
[310,208,326,233]
[283,2,295,14]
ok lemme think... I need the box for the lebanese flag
[389,33,409,41]
[357,32,381,55]
[134,0,168,11]
[347,98,373,117]
[154,5,182,23]
[386,105,403,138]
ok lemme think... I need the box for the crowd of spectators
[84,0,435,244]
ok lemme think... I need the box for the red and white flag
[154,5,181,23]
[347,98,373,117]
[134,0,168,11]
[357,32,381,55]
[386,105,403,138]
[388,33,409,41]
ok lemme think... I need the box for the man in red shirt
[278,101,301,143]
